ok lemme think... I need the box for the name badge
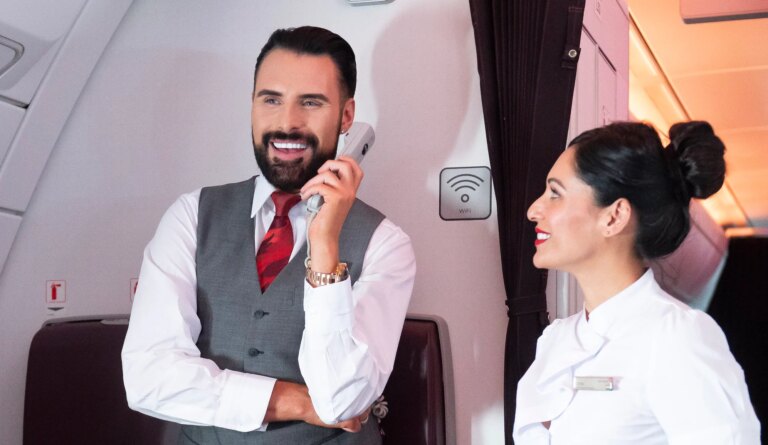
[573,376,614,391]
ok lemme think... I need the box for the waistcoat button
[248,348,262,357]
[253,310,267,319]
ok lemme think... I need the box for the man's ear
[341,97,355,133]
[601,197,632,238]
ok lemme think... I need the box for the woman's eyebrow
[547,178,566,190]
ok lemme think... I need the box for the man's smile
[272,139,308,150]
[269,137,312,161]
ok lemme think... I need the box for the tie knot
[271,191,301,216]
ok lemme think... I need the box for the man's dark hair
[254,26,357,99]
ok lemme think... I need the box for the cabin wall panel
[597,51,618,125]
[575,30,598,136]
[549,0,630,318]
[0,212,21,276]
[0,99,24,164]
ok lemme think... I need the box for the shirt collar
[585,268,656,336]
[251,175,277,218]
[250,175,307,218]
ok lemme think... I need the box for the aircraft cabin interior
[1,0,766,444]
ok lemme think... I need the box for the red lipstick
[534,228,551,246]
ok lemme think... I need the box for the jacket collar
[515,269,658,435]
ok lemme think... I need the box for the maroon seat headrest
[380,317,449,445]
[23,317,174,445]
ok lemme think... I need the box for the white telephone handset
[306,122,375,213]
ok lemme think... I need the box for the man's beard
[252,128,339,192]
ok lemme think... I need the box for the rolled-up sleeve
[298,219,416,424]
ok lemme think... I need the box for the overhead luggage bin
[0,0,134,276]
[0,0,86,104]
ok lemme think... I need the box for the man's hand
[264,380,369,432]
[299,156,363,273]
[304,406,371,433]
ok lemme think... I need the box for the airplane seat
[379,315,456,445]
[24,314,455,445]
[23,316,178,445]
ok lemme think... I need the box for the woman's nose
[527,197,542,222]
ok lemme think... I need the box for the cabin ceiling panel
[721,129,768,164]
[631,1,768,75]
[670,68,768,130]
[725,172,768,221]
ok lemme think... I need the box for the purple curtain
[468,0,585,442]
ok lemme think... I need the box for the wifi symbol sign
[447,173,484,203]
[440,166,492,221]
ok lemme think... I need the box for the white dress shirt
[514,269,760,445]
[122,175,416,431]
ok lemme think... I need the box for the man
[122,26,415,444]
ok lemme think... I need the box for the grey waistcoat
[180,177,384,445]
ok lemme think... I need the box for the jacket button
[253,310,268,319]
[248,348,262,357]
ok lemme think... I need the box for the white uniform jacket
[514,269,760,445]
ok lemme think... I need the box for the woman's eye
[549,188,560,199]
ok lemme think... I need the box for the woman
[514,121,760,444]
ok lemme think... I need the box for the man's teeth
[273,142,307,150]
[537,232,551,240]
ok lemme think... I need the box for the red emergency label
[46,280,66,304]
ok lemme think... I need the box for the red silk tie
[256,191,302,292]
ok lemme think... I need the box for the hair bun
[667,121,726,200]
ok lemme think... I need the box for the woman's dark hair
[569,121,725,259]
[254,26,356,98]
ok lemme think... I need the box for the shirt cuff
[303,279,354,335]
[215,371,276,432]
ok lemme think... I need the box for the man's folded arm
[121,191,276,432]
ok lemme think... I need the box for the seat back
[379,315,456,445]
[24,316,177,445]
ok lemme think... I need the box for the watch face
[335,262,349,276]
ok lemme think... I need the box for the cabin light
[681,0,768,24]
[726,227,768,238]
[347,0,393,5]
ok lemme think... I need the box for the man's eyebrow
[299,93,330,102]
[254,91,331,103]
[255,89,283,97]
[547,178,566,190]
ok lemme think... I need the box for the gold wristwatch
[305,260,349,287]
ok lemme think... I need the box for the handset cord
[304,208,318,269]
